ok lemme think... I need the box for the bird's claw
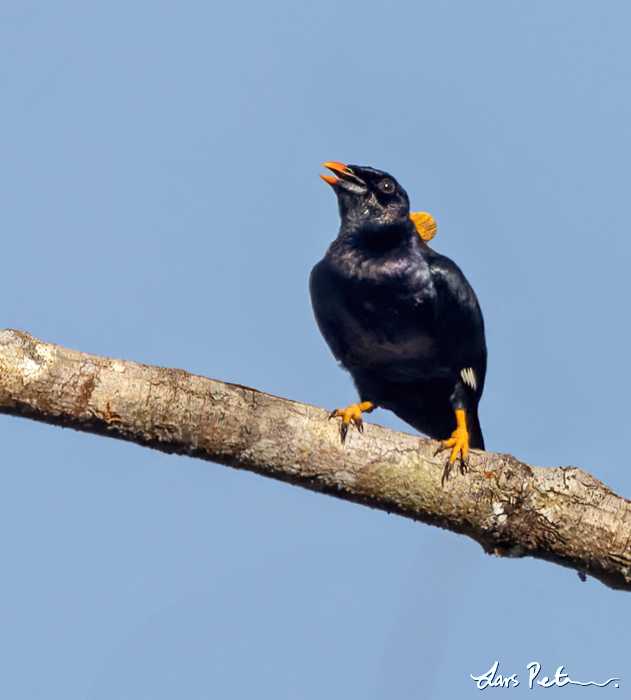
[436,409,470,484]
[329,402,373,443]
[439,450,469,485]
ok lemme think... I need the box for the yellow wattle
[410,212,437,243]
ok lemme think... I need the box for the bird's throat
[354,222,411,255]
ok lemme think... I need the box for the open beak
[320,161,349,186]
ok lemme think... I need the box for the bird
[310,162,487,482]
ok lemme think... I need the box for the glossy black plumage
[310,163,487,451]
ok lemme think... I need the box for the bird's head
[321,162,411,233]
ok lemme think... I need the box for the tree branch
[1,329,630,591]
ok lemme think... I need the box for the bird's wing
[418,252,487,394]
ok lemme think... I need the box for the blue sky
[2,1,631,697]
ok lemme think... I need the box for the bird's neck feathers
[328,220,424,282]
[335,217,417,256]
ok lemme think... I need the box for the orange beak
[320,161,348,186]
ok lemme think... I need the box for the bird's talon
[434,443,447,457]
[437,409,471,482]
[329,401,374,443]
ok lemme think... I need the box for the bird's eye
[378,178,395,194]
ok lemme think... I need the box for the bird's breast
[333,282,443,380]
[311,247,451,381]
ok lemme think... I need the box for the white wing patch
[461,367,477,391]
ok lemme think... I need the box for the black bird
[310,162,487,481]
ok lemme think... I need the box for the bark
[1,329,630,591]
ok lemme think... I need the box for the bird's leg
[435,409,469,483]
[329,401,375,442]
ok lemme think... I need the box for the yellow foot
[434,409,470,484]
[329,401,375,443]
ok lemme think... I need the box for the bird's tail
[466,408,485,451]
